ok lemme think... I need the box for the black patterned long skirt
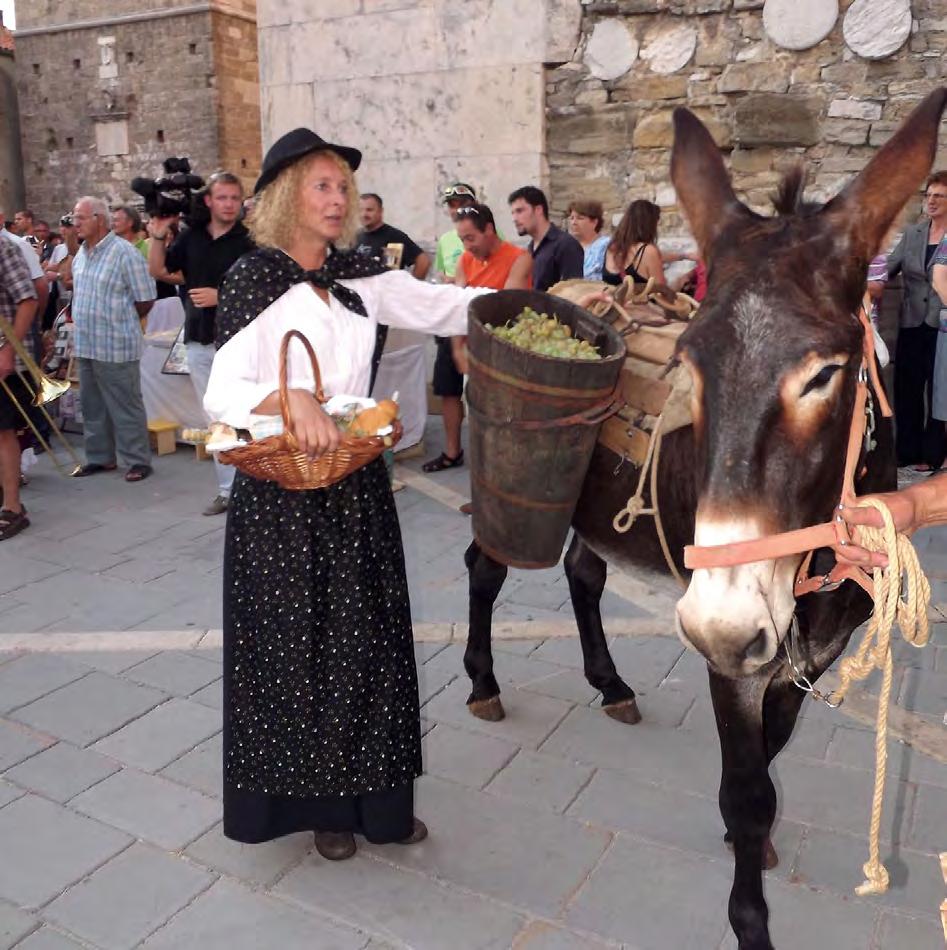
[221,457,422,844]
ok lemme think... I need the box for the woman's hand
[576,290,612,311]
[286,390,341,459]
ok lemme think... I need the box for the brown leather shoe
[398,818,428,845]
[313,831,356,861]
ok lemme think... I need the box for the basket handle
[278,329,326,436]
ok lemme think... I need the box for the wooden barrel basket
[466,289,626,569]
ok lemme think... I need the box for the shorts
[0,373,31,432]
[432,337,464,398]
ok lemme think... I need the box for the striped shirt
[72,231,156,362]
[0,237,38,373]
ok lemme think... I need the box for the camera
[131,157,205,218]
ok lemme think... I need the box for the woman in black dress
[205,129,492,860]
[601,199,666,287]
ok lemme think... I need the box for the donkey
[464,88,947,949]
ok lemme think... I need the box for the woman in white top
[205,129,491,861]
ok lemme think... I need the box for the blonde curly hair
[249,150,359,250]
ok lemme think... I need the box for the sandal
[0,507,29,541]
[422,451,464,473]
[124,464,153,483]
[72,462,117,478]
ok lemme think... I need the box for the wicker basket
[218,329,402,491]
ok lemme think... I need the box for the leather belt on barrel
[683,299,892,599]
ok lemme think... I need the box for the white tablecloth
[140,297,206,429]
[372,328,427,451]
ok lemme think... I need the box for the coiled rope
[828,497,931,896]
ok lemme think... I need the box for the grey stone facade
[15,1,261,224]
[0,14,24,217]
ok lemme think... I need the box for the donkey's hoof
[724,836,779,870]
[604,698,642,725]
[468,696,505,722]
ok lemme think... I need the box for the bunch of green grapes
[485,307,602,360]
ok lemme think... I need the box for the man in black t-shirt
[355,193,430,394]
[147,171,255,516]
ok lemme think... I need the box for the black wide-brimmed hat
[254,129,362,194]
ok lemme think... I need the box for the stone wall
[257,0,582,247]
[547,0,947,242]
[15,2,261,223]
[0,19,25,218]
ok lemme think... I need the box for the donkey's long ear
[822,88,947,261]
[671,108,753,261]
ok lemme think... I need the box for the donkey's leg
[463,540,507,721]
[710,670,775,950]
[564,535,640,724]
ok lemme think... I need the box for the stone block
[733,94,822,147]
[189,678,223,711]
[4,741,120,803]
[507,921,613,949]
[422,722,518,789]
[185,823,311,887]
[141,879,365,950]
[0,718,54,772]
[0,780,23,809]
[584,19,639,81]
[604,635,685,689]
[564,835,731,948]
[11,672,167,748]
[548,105,634,155]
[93,699,221,772]
[793,828,943,917]
[729,148,779,173]
[0,795,131,909]
[0,556,65,597]
[824,119,870,145]
[160,733,222,798]
[521,668,601,706]
[633,109,731,149]
[124,652,222,697]
[828,98,884,121]
[359,774,610,917]
[907,781,947,852]
[277,851,525,948]
[0,901,36,950]
[485,750,594,813]
[611,75,688,101]
[13,930,85,950]
[898,667,947,719]
[717,62,790,94]
[44,843,214,949]
[72,768,220,851]
[640,22,698,75]
[875,913,945,950]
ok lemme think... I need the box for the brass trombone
[0,311,83,475]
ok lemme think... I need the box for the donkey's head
[673,89,947,677]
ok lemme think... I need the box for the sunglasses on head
[442,185,476,202]
[454,206,481,217]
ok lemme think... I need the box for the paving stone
[907,781,947,852]
[484,750,594,814]
[492,638,544,657]
[602,636,686,689]
[876,912,945,949]
[71,768,220,851]
[771,759,915,843]
[539,705,722,796]
[44,842,214,949]
[423,678,573,750]
[11,672,167,748]
[897,667,947,720]
[160,733,222,798]
[0,654,89,714]
[0,900,36,950]
[564,835,731,949]
[827,727,947,789]
[93,699,220,772]
[188,678,223,711]
[4,742,120,803]
[142,879,366,950]
[360,775,610,917]
[0,718,54,772]
[0,779,23,809]
[124,652,222,696]
[65,650,159,675]
[529,637,586,670]
[793,828,943,917]
[0,795,131,909]
[277,852,524,949]
[13,928,86,950]
[0,556,66,597]
[491,601,567,625]
[568,767,804,876]
[185,823,311,887]
[779,716,836,761]
[414,641,449,664]
[509,921,614,949]
[422,722,517,789]
[520,668,601,706]
[417,660,460,706]
[633,685,697,729]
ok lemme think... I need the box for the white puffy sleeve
[344,270,493,336]
[203,320,277,429]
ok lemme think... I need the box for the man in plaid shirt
[71,196,156,482]
[0,237,39,539]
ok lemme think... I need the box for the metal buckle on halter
[814,573,844,593]
[785,616,843,708]
[864,390,877,454]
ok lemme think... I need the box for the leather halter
[683,297,892,599]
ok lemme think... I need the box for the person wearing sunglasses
[886,171,947,473]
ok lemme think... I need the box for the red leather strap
[684,521,843,570]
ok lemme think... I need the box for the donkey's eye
[800,364,843,397]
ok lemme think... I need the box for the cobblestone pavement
[0,424,944,949]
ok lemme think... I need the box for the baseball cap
[441,183,477,203]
